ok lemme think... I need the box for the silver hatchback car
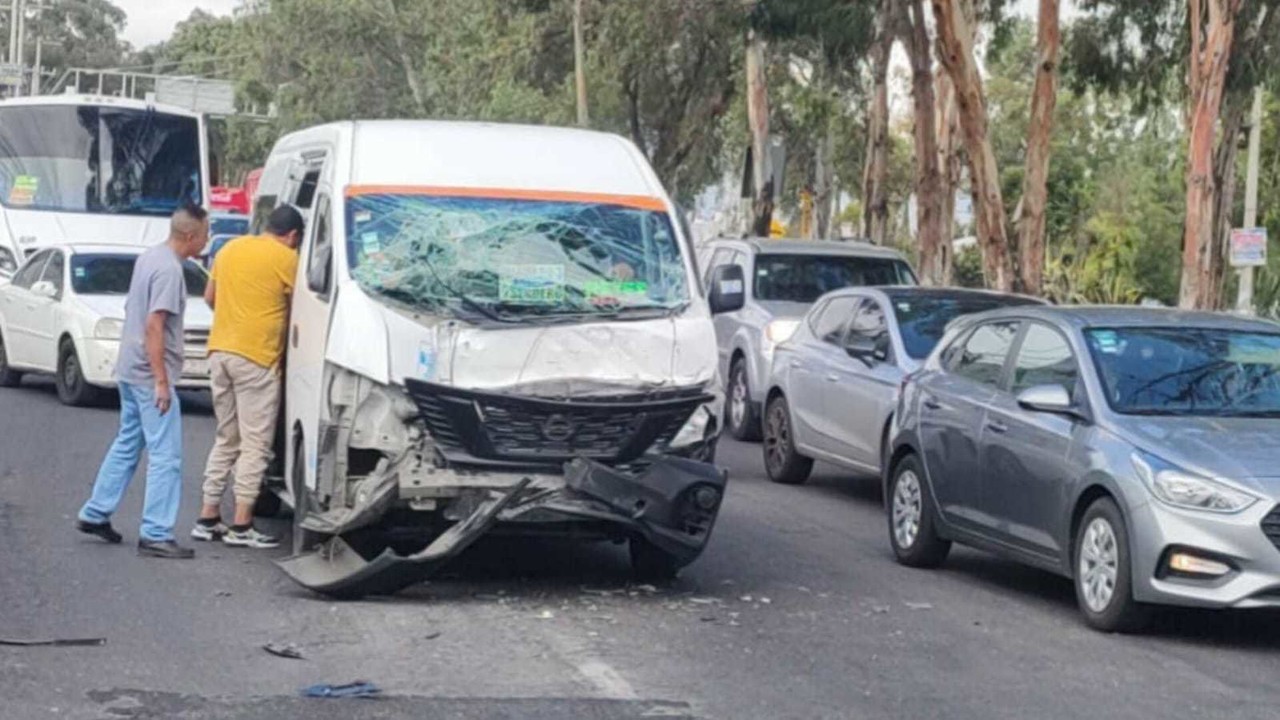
[698,238,916,441]
[887,306,1280,632]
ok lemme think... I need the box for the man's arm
[146,310,173,414]
[204,277,216,310]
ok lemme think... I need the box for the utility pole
[7,0,19,65]
[1237,86,1264,315]
[28,0,39,95]
[573,0,589,127]
[12,0,22,96]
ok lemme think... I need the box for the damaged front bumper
[277,379,728,597]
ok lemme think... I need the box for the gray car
[698,238,916,441]
[763,287,1044,485]
[886,306,1280,632]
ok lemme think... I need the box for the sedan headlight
[1131,452,1258,514]
[0,247,17,275]
[94,318,125,340]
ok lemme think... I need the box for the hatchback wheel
[1074,497,1150,633]
[762,395,813,485]
[56,341,104,407]
[727,359,762,441]
[886,455,950,567]
[0,333,22,388]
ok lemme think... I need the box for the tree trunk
[386,0,427,115]
[815,118,836,239]
[1209,94,1247,309]
[936,67,961,285]
[899,0,945,285]
[861,3,892,246]
[746,29,774,238]
[573,0,589,127]
[1016,0,1060,297]
[1180,0,1243,309]
[931,0,1014,291]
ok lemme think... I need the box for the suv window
[11,250,49,289]
[1011,323,1077,394]
[810,295,861,344]
[951,321,1020,387]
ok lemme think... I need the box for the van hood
[325,285,718,397]
[75,295,211,330]
[3,209,170,252]
[1116,416,1280,494]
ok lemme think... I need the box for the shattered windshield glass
[0,105,202,216]
[346,193,691,323]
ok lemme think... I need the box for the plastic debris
[263,643,304,660]
[538,610,555,619]
[300,681,382,699]
[423,631,442,640]
[0,637,105,647]
[904,602,933,611]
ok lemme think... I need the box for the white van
[255,121,745,597]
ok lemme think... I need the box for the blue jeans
[79,382,184,542]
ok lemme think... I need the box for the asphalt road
[3,380,1280,720]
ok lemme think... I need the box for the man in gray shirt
[77,205,210,559]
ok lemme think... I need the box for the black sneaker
[76,520,123,544]
[137,539,196,559]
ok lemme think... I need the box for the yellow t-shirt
[207,235,299,369]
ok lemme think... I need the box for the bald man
[77,205,210,559]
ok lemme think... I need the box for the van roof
[278,120,666,204]
[0,94,201,119]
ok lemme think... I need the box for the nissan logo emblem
[541,414,577,442]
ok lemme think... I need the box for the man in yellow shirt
[194,206,304,549]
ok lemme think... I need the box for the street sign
[1230,227,1268,267]
[0,63,24,87]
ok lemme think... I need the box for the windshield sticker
[354,211,373,225]
[1092,330,1121,354]
[361,232,382,255]
[8,175,38,206]
[74,267,87,279]
[499,264,565,304]
[584,279,648,306]
[416,341,437,380]
[1228,337,1280,365]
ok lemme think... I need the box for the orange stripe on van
[344,185,668,212]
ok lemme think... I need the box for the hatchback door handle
[923,398,943,410]
[986,420,1009,434]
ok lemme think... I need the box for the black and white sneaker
[191,520,229,542]
[222,526,280,549]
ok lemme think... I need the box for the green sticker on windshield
[8,175,38,206]
[361,232,381,255]
[584,279,648,306]
[74,267,86,279]
[1093,330,1121,354]
[500,264,565,304]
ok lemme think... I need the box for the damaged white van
[256,121,745,597]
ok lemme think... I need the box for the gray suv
[698,238,915,441]
[887,306,1280,632]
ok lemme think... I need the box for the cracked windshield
[346,192,690,322]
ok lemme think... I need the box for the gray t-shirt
[116,244,187,386]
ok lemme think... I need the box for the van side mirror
[709,265,745,315]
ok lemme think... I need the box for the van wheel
[763,394,813,485]
[629,539,682,581]
[727,359,761,441]
[1074,498,1151,633]
[0,333,22,388]
[291,436,326,555]
[886,455,951,567]
[56,340,104,407]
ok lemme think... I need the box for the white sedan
[0,244,212,406]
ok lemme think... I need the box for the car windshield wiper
[1119,407,1204,417]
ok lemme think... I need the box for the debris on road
[214,590,233,597]
[263,642,304,660]
[300,681,382,699]
[537,610,555,619]
[0,637,106,647]
[871,605,891,614]
[423,631,442,641]
[904,602,933,611]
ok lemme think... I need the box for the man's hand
[154,382,172,415]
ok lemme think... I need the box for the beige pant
[202,352,281,507]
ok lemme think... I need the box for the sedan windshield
[754,254,915,303]
[0,105,202,216]
[892,294,1042,359]
[71,254,208,297]
[1086,327,1280,416]
[345,193,690,324]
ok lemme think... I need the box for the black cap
[267,205,306,236]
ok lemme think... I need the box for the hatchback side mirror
[1016,384,1081,418]
[30,280,57,299]
[709,264,745,315]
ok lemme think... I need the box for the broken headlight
[669,403,718,451]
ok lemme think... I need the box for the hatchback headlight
[1131,452,1257,514]
[94,318,125,340]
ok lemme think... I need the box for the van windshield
[345,192,691,324]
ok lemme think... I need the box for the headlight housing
[762,319,801,360]
[670,403,717,450]
[1131,452,1257,514]
[0,247,17,275]
[94,318,125,340]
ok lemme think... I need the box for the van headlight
[1131,452,1257,514]
[0,247,17,275]
[670,404,717,450]
[94,318,125,340]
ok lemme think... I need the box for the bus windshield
[0,105,202,216]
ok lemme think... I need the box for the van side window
[307,195,333,298]
[295,169,321,210]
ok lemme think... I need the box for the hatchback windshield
[892,294,1041,359]
[345,193,690,323]
[1086,327,1280,416]
[0,105,202,216]
[754,254,914,303]
[70,254,208,297]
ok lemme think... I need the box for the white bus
[0,94,211,277]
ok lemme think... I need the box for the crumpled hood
[1116,416,1280,496]
[325,285,718,397]
[75,294,212,330]
[4,209,170,252]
